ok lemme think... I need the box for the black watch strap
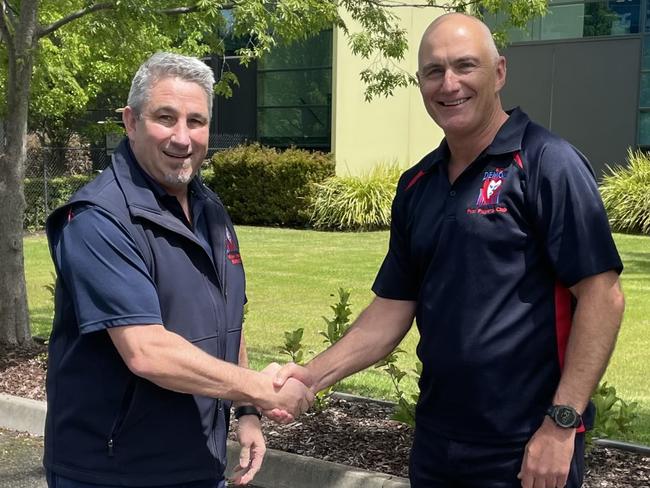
[234,405,262,420]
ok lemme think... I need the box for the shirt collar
[420,107,530,173]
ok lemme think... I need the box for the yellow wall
[332,7,445,175]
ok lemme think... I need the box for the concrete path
[0,394,409,488]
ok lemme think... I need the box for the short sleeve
[53,205,163,334]
[534,142,623,287]
[372,176,420,300]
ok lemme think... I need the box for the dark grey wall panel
[500,37,641,178]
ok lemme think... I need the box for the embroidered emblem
[225,228,242,265]
[466,167,509,215]
[476,168,507,206]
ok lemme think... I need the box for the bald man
[272,13,624,488]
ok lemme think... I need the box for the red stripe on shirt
[513,151,524,169]
[554,283,585,432]
[405,170,425,191]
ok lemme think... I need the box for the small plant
[600,148,650,235]
[279,328,305,365]
[278,288,354,414]
[587,382,639,447]
[319,288,353,346]
[310,162,402,231]
[375,348,420,427]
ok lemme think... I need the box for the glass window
[639,111,650,145]
[488,0,642,42]
[257,70,331,107]
[256,30,332,149]
[644,36,650,69]
[541,3,586,40]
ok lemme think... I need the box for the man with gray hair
[272,13,624,487]
[44,51,313,488]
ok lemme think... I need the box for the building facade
[213,1,648,177]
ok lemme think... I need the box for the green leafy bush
[588,382,639,447]
[600,149,650,235]
[24,175,94,231]
[310,162,402,231]
[204,144,335,227]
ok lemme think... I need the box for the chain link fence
[23,133,250,231]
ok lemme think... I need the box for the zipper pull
[108,439,114,457]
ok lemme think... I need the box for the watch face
[556,406,578,427]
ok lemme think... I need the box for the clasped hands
[258,362,315,424]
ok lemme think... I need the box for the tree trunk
[0,0,39,346]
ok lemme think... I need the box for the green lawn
[24,229,650,444]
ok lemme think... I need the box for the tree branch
[37,2,114,38]
[0,1,15,51]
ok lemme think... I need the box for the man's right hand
[261,362,315,423]
[258,363,314,423]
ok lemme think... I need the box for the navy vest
[44,139,245,486]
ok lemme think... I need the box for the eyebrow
[151,106,208,120]
[420,55,481,71]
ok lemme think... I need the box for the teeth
[441,98,469,106]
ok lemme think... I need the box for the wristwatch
[234,405,262,420]
[546,404,582,428]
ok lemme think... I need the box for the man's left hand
[518,418,576,488]
[230,415,266,485]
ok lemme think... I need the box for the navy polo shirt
[373,108,622,442]
[54,158,214,335]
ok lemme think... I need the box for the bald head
[418,13,499,71]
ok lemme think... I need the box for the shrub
[587,382,639,447]
[310,162,402,231]
[24,174,94,231]
[205,144,335,227]
[600,149,650,235]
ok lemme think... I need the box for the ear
[495,55,507,92]
[122,106,138,139]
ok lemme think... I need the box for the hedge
[204,144,335,226]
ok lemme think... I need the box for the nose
[440,69,460,93]
[170,120,191,147]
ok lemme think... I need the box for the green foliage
[279,327,305,365]
[279,288,355,413]
[588,382,639,447]
[375,349,421,426]
[319,288,353,345]
[23,174,93,231]
[600,149,650,235]
[205,144,335,227]
[310,162,401,231]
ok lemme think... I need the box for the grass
[24,229,650,444]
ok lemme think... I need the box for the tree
[0,0,545,346]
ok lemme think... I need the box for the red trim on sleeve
[513,151,524,169]
[554,283,586,432]
[554,282,572,371]
[405,170,426,191]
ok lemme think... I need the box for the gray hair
[127,52,215,118]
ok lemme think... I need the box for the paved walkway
[0,393,409,488]
[0,428,47,488]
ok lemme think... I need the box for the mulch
[1,341,648,486]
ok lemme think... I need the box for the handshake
[254,362,317,424]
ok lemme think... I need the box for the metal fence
[23,146,111,230]
[23,134,250,230]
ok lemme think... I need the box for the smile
[163,151,191,159]
[439,98,470,107]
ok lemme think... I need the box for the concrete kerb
[0,393,410,488]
